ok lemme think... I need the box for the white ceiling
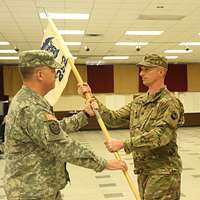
[1,0,200,64]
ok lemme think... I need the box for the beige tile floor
[0,127,200,200]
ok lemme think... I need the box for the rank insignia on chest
[48,120,60,135]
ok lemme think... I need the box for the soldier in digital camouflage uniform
[0,116,5,155]
[4,50,128,200]
[78,54,184,200]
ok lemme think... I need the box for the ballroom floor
[0,127,200,200]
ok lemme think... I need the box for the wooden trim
[184,113,200,126]
[87,65,114,93]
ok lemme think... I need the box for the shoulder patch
[48,120,60,135]
[171,111,178,120]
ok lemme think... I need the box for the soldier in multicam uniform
[78,54,184,200]
[4,50,128,200]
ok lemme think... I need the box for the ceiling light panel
[179,42,200,46]
[103,56,129,60]
[116,42,148,46]
[64,42,81,46]
[0,50,17,53]
[0,56,19,60]
[165,56,178,59]
[164,50,192,53]
[125,31,163,35]
[40,12,89,20]
[58,30,85,35]
[0,42,10,45]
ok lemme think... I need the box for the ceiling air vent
[137,14,185,20]
[78,55,90,59]
[85,33,103,37]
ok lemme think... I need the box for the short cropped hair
[18,67,36,80]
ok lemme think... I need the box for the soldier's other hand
[104,139,124,152]
[84,98,98,117]
[90,98,99,110]
[105,159,128,171]
[77,82,92,98]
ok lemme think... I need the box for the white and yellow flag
[41,18,74,106]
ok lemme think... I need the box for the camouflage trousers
[6,191,63,200]
[137,173,181,200]
[47,191,63,200]
[0,143,4,155]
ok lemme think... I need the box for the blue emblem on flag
[41,37,60,58]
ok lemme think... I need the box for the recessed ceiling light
[58,30,84,35]
[0,56,19,60]
[156,6,164,9]
[85,33,102,37]
[179,42,200,46]
[164,50,192,53]
[86,60,103,65]
[165,56,178,59]
[0,50,17,53]
[40,12,89,20]
[125,31,163,35]
[64,42,81,46]
[116,42,148,46]
[0,42,10,45]
[103,56,129,60]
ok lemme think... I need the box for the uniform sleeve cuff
[78,111,89,126]
[94,158,107,172]
[123,139,132,154]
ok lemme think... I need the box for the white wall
[53,94,133,111]
[53,92,200,113]
[175,92,200,113]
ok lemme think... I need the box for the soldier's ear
[158,68,164,75]
[35,69,44,81]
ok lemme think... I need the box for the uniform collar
[21,85,51,109]
[145,86,167,103]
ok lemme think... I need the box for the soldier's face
[36,66,56,92]
[139,66,163,87]
[44,67,56,91]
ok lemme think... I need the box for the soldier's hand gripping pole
[68,58,141,200]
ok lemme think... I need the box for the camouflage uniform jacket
[4,86,106,199]
[98,87,184,175]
